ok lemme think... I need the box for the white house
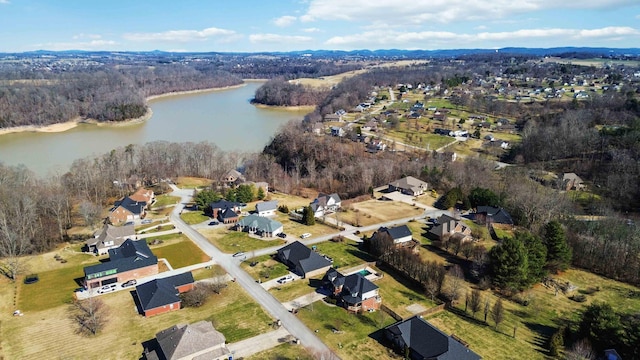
[310,193,341,218]
[255,200,278,217]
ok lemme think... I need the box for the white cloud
[72,33,102,40]
[301,0,637,24]
[123,27,237,42]
[302,27,321,33]
[249,33,313,43]
[475,25,488,30]
[31,39,117,51]
[325,26,640,48]
[274,15,297,27]
[0,0,10,4]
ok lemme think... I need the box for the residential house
[475,206,514,225]
[312,122,324,135]
[209,200,242,224]
[323,268,381,313]
[255,200,278,217]
[388,176,428,196]
[562,173,585,191]
[276,241,332,278]
[129,187,155,204]
[384,316,481,360]
[323,113,342,122]
[236,214,283,238]
[144,321,230,360]
[83,239,158,289]
[220,169,245,187]
[330,126,345,137]
[86,223,135,255]
[428,215,472,243]
[135,272,195,317]
[362,119,378,132]
[372,225,413,245]
[109,196,147,225]
[433,111,447,121]
[310,193,341,218]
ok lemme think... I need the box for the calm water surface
[0,82,307,175]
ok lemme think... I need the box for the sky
[0,0,639,53]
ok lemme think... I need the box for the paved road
[168,185,336,357]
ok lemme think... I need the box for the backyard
[150,237,210,269]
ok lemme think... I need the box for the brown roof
[129,188,154,203]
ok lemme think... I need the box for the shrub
[570,294,587,302]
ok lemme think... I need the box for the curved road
[168,185,335,357]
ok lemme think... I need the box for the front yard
[199,228,287,253]
[241,254,289,281]
[150,237,210,269]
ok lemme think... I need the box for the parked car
[208,221,219,226]
[124,221,134,226]
[121,279,137,288]
[300,233,311,239]
[232,252,245,258]
[277,275,294,284]
[277,232,287,238]
[141,219,152,224]
[97,284,117,294]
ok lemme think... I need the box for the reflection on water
[0,82,307,175]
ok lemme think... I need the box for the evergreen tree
[489,236,528,290]
[257,187,265,200]
[302,205,315,226]
[543,220,572,272]
[236,184,255,203]
[517,231,547,285]
[468,187,501,208]
[579,302,622,353]
[194,190,221,212]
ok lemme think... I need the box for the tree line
[252,78,329,106]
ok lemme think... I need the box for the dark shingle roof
[277,241,331,276]
[385,316,481,360]
[380,225,412,241]
[476,206,513,225]
[341,273,378,305]
[136,272,194,312]
[219,207,239,220]
[84,239,157,278]
[210,200,242,210]
[113,196,146,215]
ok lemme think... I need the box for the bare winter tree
[492,298,505,330]
[69,296,109,336]
[565,338,595,360]
[78,200,103,229]
[445,265,464,303]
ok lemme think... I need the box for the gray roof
[84,239,157,278]
[113,196,146,215]
[379,225,412,241]
[237,214,283,233]
[255,200,278,213]
[385,316,481,360]
[136,272,194,312]
[277,241,331,276]
[155,321,228,360]
[389,176,427,190]
[476,206,513,225]
[86,223,135,249]
[210,200,242,210]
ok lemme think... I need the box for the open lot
[180,209,210,224]
[199,227,287,253]
[313,240,374,270]
[269,276,323,303]
[175,176,212,189]
[152,194,180,208]
[334,199,424,227]
[2,281,273,360]
[245,343,315,360]
[150,237,210,269]
[296,301,398,360]
[242,254,289,281]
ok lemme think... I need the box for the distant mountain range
[3,47,640,59]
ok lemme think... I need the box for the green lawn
[245,343,315,360]
[153,194,180,208]
[151,239,210,269]
[313,240,374,270]
[374,266,439,319]
[18,264,85,311]
[201,229,286,254]
[269,277,322,303]
[180,210,209,225]
[241,254,289,281]
[296,301,398,360]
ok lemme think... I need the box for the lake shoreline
[0,83,249,136]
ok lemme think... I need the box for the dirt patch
[406,303,428,314]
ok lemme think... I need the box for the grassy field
[152,194,180,208]
[296,301,398,360]
[151,238,210,269]
[241,254,289,281]
[245,343,315,360]
[336,199,424,227]
[175,176,212,189]
[269,276,323,302]
[2,281,273,360]
[17,263,85,312]
[374,265,439,319]
[180,210,210,224]
[199,228,287,253]
[313,240,374,270]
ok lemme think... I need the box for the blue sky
[1,0,639,52]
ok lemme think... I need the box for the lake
[0,81,308,176]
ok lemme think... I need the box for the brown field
[175,176,212,189]
[332,199,424,227]
[1,282,273,360]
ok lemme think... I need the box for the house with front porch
[85,223,135,255]
[388,176,428,196]
[83,239,158,289]
[310,193,341,218]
